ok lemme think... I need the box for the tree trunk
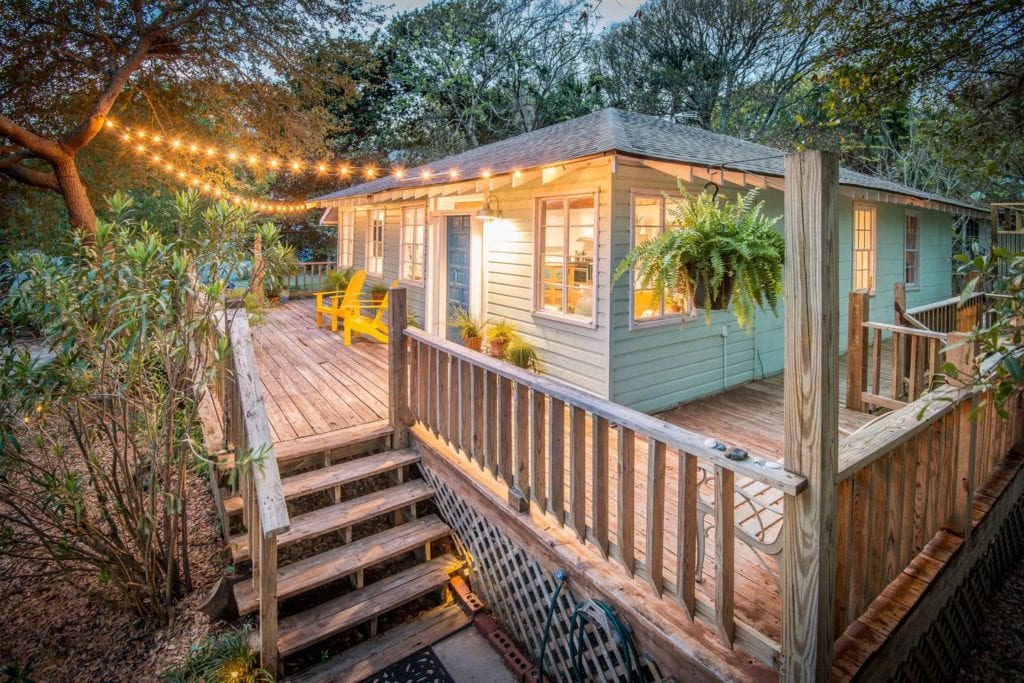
[52,156,97,236]
[251,232,265,304]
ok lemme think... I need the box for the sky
[383,0,642,26]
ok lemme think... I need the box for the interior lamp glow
[475,195,502,221]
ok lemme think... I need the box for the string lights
[102,117,477,213]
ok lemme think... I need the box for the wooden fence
[834,347,1024,635]
[213,309,289,674]
[394,313,807,663]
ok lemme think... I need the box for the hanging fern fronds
[612,180,785,331]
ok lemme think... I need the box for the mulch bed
[0,430,230,682]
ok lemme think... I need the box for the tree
[0,0,367,235]
[595,0,821,137]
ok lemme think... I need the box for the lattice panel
[421,466,666,682]
[894,494,1024,682]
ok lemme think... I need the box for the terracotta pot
[464,336,483,352]
[371,292,386,305]
[693,272,735,310]
[489,338,509,359]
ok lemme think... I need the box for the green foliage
[0,192,263,623]
[504,336,539,370]
[161,627,271,683]
[324,267,355,293]
[255,224,300,296]
[487,320,518,344]
[449,307,487,340]
[612,184,784,331]
[370,282,389,298]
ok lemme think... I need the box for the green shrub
[161,628,271,683]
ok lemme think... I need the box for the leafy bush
[161,627,271,683]
[0,191,266,622]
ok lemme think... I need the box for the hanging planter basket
[693,272,736,311]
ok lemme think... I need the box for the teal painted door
[446,215,471,342]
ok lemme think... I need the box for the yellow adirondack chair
[343,280,398,346]
[315,270,366,332]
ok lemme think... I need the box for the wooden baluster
[548,398,565,523]
[529,389,546,511]
[259,534,279,677]
[927,337,941,390]
[472,365,485,468]
[388,288,409,449]
[592,416,610,558]
[513,382,530,507]
[907,333,920,400]
[948,331,976,537]
[438,352,450,442]
[498,376,513,483]
[616,426,635,576]
[485,370,498,476]
[833,477,853,635]
[446,354,457,448]
[891,331,904,400]
[677,451,697,618]
[569,406,586,541]
[714,465,735,644]
[418,341,428,424]
[871,327,882,396]
[460,359,472,456]
[645,439,666,596]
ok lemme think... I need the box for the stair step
[224,448,419,516]
[233,515,450,615]
[268,554,462,657]
[285,603,471,683]
[229,480,435,562]
[276,420,392,466]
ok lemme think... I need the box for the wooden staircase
[223,427,467,682]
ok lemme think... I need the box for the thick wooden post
[782,150,839,681]
[388,287,410,449]
[845,290,870,411]
[947,331,977,538]
[893,282,906,325]
[259,534,279,677]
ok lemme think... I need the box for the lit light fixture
[475,195,502,222]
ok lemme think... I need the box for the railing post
[259,533,279,677]
[893,282,906,325]
[388,287,410,449]
[782,150,839,681]
[846,290,870,411]
[947,331,977,538]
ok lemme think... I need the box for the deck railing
[287,260,336,293]
[901,292,991,334]
[834,346,1024,635]
[392,300,806,664]
[213,309,288,674]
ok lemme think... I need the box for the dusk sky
[384,0,641,25]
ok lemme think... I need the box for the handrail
[403,327,806,495]
[223,310,289,536]
[861,320,948,340]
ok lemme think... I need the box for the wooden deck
[250,300,390,446]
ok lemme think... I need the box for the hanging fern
[612,182,784,331]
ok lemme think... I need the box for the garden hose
[537,569,642,683]
[568,599,642,683]
[537,567,568,682]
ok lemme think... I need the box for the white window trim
[366,208,385,276]
[339,210,355,268]
[532,190,599,329]
[399,204,427,288]
[852,201,877,294]
[904,210,921,290]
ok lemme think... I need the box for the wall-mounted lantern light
[475,195,502,222]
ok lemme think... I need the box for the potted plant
[450,306,486,351]
[504,336,539,370]
[487,320,517,358]
[612,184,784,331]
[370,282,389,304]
[257,225,300,303]
[325,267,354,293]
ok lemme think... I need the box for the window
[632,195,684,323]
[852,203,876,292]
[400,206,426,284]
[339,211,355,267]
[367,208,384,276]
[904,212,919,288]
[537,195,596,320]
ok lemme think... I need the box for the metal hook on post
[703,180,720,200]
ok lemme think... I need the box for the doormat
[365,647,455,683]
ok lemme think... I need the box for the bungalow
[312,108,983,413]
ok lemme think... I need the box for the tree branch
[0,157,60,191]
[0,114,62,159]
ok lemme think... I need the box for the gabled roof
[312,107,978,212]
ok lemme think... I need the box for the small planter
[464,336,483,352]
[489,339,509,359]
[693,272,735,311]
[279,289,291,303]
[371,293,386,305]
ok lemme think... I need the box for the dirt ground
[0,461,230,682]
[956,553,1024,681]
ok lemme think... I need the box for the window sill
[399,278,424,288]
[532,309,598,330]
